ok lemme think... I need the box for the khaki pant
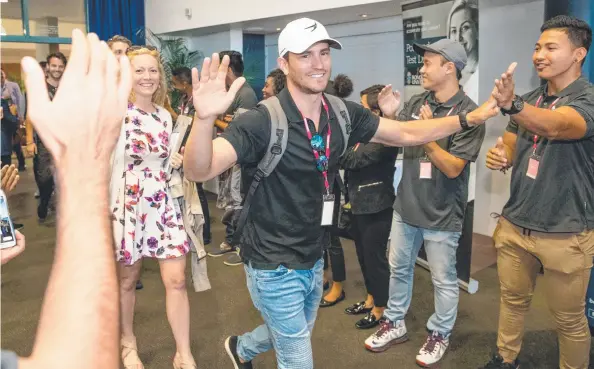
[493,217,594,369]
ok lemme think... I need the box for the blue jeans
[237,259,324,369]
[384,210,461,337]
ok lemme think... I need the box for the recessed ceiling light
[361,14,368,18]
[276,28,281,31]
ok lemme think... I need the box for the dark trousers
[13,141,25,170]
[223,208,241,246]
[33,143,54,219]
[323,234,346,282]
[197,183,211,244]
[1,155,11,168]
[352,207,392,307]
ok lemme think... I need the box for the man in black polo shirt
[481,15,594,369]
[364,39,485,367]
[184,18,503,369]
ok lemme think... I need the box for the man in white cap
[184,17,503,369]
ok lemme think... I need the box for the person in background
[340,84,398,330]
[209,50,258,267]
[25,52,67,222]
[481,15,594,369]
[1,69,26,171]
[262,69,286,100]
[110,46,195,369]
[1,29,131,369]
[365,39,485,368]
[107,35,132,60]
[172,66,212,246]
[325,73,354,99]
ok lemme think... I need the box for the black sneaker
[136,280,143,290]
[224,251,243,266]
[225,336,253,369]
[480,354,520,369]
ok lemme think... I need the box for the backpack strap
[232,97,288,246]
[325,94,351,157]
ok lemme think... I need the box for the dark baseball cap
[413,38,467,71]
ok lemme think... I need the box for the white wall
[265,16,405,102]
[179,26,244,57]
[146,0,395,34]
[473,0,544,236]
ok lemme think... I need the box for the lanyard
[302,97,331,194]
[531,95,561,154]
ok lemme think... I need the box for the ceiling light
[276,28,281,31]
[360,14,368,18]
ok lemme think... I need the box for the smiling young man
[184,18,501,369]
[363,39,485,367]
[482,15,594,369]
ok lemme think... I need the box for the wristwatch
[458,111,470,130]
[501,95,525,116]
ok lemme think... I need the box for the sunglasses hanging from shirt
[301,97,334,226]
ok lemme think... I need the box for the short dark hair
[332,74,354,99]
[439,56,462,81]
[360,84,385,113]
[47,52,67,66]
[172,67,192,85]
[39,61,47,69]
[267,69,286,95]
[219,50,244,77]
[541,15,592,65]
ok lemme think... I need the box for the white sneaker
[415,331,449,367]
[364,319,408,352]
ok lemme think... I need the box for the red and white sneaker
[364,319,408,352]
[415,331,449,367]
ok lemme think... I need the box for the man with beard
[183,18,502,369]
[26,52,66,222]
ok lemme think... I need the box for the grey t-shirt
[393,89,485,232]
[225,82,258,115]
[502,77,594,233]
[1,350,18,369]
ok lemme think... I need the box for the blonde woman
[110,45,195,369]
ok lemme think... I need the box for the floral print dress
[111,103,190,265]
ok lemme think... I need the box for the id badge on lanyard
[301,98,335,226]
[418,102,455,180]
[526,96,560,180]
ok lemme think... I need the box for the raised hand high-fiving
[191,53,245,120]
[21,29,132,168]
[377,84,402,119]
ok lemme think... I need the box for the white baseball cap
[278,18,342,57]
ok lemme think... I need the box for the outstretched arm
[18,30,132,369]
[492,63,591,140]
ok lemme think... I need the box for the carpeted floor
[2,161,592,368]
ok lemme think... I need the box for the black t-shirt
[502,77,594,233]
[393,89,485,232]
[221,88,380,269]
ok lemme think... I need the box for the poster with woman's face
[447,0,479,102]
